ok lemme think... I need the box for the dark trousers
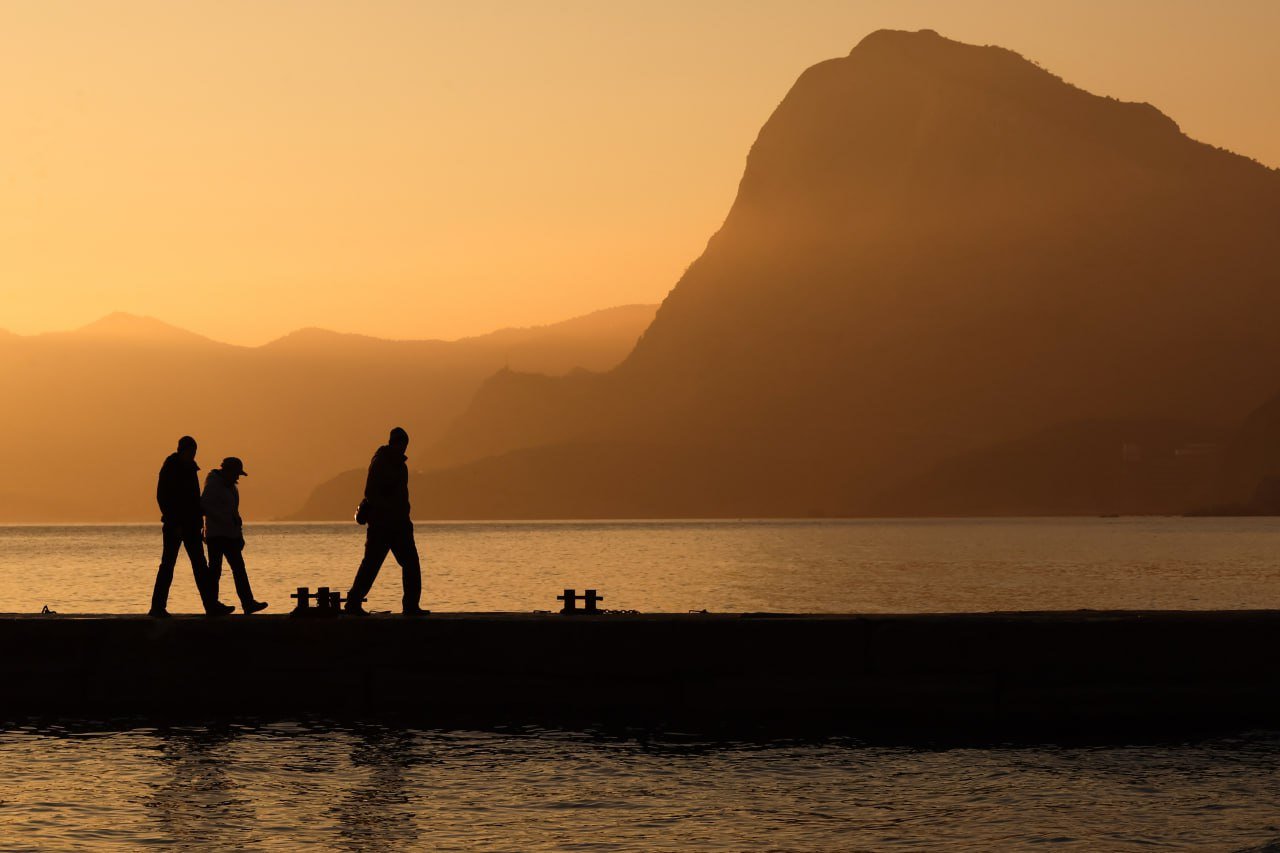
[151,523,214,613]
[348,521,421,610]
[207,536,257,608]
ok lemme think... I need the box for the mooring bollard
[557,588,577,614]
[557,588,605,615]
[290,586,348,617]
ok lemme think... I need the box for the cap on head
[389,427,409,447]
[177,435,197,453]
[220,456,248,477]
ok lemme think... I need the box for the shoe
[148,609,170,618]
[343,604,368,616]
[243,601,268,615]
[402,607,429,617]
[205,602,235,616]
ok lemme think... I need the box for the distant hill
[290,441,806,520]
[51,312,219,345]
[873,419,1227,517]
[0,305,655,521]
[298,29,1280,520]
[1214,392,1280,514]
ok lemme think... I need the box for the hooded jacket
[201,469,243,540]
[157,452,202,527]
[364,444,411,526]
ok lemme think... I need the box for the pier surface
[4,610,1280,735]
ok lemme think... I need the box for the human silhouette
[150,436,233,616]
[345,427,424,615]
[202,456,268,615]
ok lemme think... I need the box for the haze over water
[4,517,1280,615]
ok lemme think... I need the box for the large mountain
[0,306,654,521]
[299,29,1280,519]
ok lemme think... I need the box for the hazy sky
[2,0,1277,345]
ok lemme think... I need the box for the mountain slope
[351,29,1280,519]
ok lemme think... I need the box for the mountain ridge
[0,304,656,521]
[15,305,659,351]
[52,312,225,347]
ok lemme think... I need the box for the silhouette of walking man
[150,436,233,616]
[201,456,268,615]
[345,427,424,615]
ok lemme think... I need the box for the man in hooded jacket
[150,436,231,616]
[345,427,424,615]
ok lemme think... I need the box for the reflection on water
[145,727,263,849]
[331,727,422,852]
[3,722,1280,850]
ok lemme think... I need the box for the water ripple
[0,723,1279,850]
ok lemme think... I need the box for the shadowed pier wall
[3,611,1280,734]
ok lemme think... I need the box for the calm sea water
[2,723,1280,851]
[4,519,1280,850]
[1,517,1279,615]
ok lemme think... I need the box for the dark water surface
[2,723,1280,851]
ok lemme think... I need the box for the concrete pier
[3,611,1280,735]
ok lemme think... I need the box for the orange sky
[2,0,1277,345]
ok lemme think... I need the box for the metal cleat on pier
[557,588,604,615]
[290,586,352,617]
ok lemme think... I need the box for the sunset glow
[2,0,1277,345]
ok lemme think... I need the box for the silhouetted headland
[6,610,1280,736]
[297,29,1280,521]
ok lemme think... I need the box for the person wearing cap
[345,427,424,615]
[201,456,268,615]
